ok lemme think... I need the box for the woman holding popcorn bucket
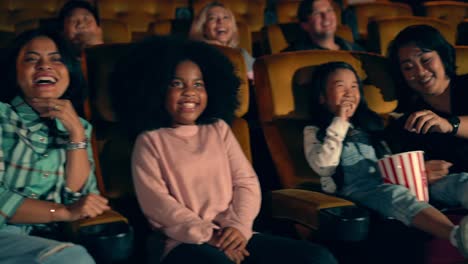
[303,61,468,259]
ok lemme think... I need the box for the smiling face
[166,60,207,126]
[398,44,450,97]
[203,6,235,46]
[16,36,70,101]
[63,7,102,48]
[321,68,360,119]
[301,0,337,40]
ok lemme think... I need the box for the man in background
[283,0,364,52]
[58,0,103,56]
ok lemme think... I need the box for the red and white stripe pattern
[377,151,429,202]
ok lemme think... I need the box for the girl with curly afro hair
[110,36,337,264]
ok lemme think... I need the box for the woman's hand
[30,98,85,141]
[425,160,452,184]
[57,193,110,221]
[404,110,452,134]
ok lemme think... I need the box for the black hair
[297,0,314,23]
[58,0,101,29]
[387,25,456,111]
[111,35,241,139]
[298,0,331,23]
[1,28,86,114]
[309,61,384,132]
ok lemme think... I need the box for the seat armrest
[67,210,128,234]
[272,189,354,229]
[66,210,133,262]
[272,189,369,241]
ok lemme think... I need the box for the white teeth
[182,103,196,108]
[421,76,432,84]
[35,76,56,84]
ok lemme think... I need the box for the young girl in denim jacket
[112,36,337,264]
[304,61,468,258]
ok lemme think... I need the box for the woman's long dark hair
[110,35,241,139]
[1,28,86,114]
[309,61,384,132]
[387,25,455,111]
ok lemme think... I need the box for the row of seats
[81,43,362,262]
[3,1,468,55]
[2,1,467,37]
[9,13,466,58]
[79,41,468,262]
[85,44,468,197]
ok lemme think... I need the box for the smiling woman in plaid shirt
[0,29,109,264]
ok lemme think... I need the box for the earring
[409,76,416,80]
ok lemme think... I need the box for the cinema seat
[192,0,266,33]
[367,16,456,55]
[147,20,253,55]
[423,1,468,28]
[348,2,412,40]
[0,0,66,32]
[456,45,468,76]
[97,0,177,33]
[276,0,342,24]
[261,22,353,54]
[253,50,400,243]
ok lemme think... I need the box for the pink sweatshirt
[132,120,261,256]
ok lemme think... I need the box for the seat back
[0,0,65,32]
[262,22,353,54]
[98,0,177,33]
[349,2,412,40]
[0,30,14,47]
[423,1,468,28]
[458,19,468,45]
[253,50,397,188]
[367,16,456,55]
[147,20,252,55]
[192,0,266,33]
[456,45,468,76]
[83,43,135,198]
[276,0,342,24]
[13,17,131,44]
[147,19,191,37]
[101,19,131,43]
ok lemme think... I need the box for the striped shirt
[0,96,98,230]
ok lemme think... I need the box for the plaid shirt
[0,96,98,229]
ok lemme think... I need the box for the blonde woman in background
[190,2,254,81]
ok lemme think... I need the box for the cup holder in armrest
[78,221,134,263]
[318,206,369,241]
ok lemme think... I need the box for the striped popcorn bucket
[377,151,429,202]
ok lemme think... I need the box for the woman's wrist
[66,138,88,151]
[49,204,68,222]
[68,130,86,142]
[446,116,460,135]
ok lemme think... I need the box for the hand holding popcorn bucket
[377,151,429,202]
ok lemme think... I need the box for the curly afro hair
[110,35,241,139]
